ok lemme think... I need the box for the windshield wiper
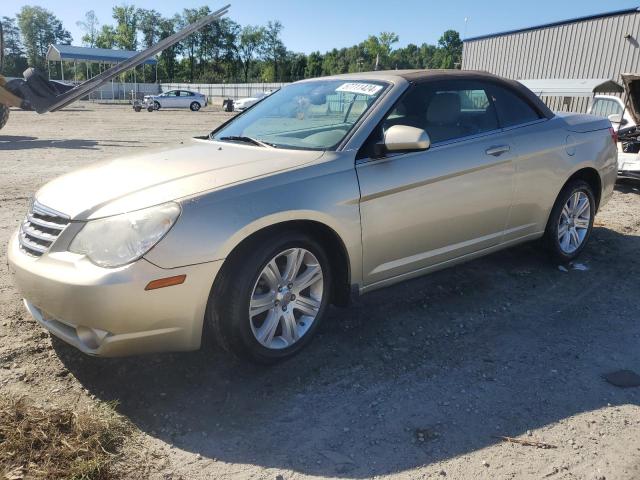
[218,136,275,148]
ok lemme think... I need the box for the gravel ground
[1,103,640,480]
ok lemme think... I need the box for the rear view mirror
[309,92,326,105]
[383,125,431,153]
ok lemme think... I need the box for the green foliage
[112,5,137,51]
[261,20,286,81]
[435,29,463,68]
[95,25,116,49]
[238,25,265,82]
[1,16,28,76]
[16,6,71,69]
[3,4,463,84]
[136,9,162,49]
[77,10,99,47]
[157,16,180,81]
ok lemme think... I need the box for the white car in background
[234,90,274,111]
[144,90,207,112]
[588,74,640,180]
[588,95,635,130]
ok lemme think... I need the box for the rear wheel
[0,104,9,130]
[190,101,201,112]
[544,180,595,262]
[207,231,332,364]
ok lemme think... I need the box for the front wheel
[0,104,9,130]
[207,231,332,364]
[544,180,595,262]
[190,101,201,112]
[153,101,161,110]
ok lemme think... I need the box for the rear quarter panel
[504,117,617,241]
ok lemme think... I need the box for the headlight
[69,202,181,268]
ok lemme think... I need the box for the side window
[488,85,542,128]
[381,81,499,144]
[591,98,622,118]
[166,91,178,97]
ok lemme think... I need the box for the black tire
[147,106,154,112]
[543,180,595,263]
[207,230,332,364]
[134,105,142,112]
[0,104,9,130]
[190,101,201,112]
[153,101,161,110]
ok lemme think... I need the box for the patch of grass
[0,395,131,480]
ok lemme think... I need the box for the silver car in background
[8,70,617,363]
[145,89,207,111]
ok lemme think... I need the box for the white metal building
[462,7,640,111]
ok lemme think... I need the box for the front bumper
[7,232,223,357]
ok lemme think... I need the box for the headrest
[426,92,461,124]
[393,101,407,116]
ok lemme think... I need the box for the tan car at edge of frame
[7,70,618,363]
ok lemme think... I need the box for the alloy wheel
[249,248,324,350]
[557,191,591,254]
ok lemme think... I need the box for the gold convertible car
[8,70,617,363]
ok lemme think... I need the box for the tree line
[1,5,463,83]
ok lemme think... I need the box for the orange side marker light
[145,275,187,291]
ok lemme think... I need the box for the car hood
[622,74,640,125]
[35,139,324,220]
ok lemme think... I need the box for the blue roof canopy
[46,44,157,65]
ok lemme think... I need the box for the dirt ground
[1,103,640,480]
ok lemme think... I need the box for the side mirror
[608,113,627,125]
[382,125,431,154]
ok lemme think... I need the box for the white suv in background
[588,95,635,130]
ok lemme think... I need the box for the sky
[4,0,640,53]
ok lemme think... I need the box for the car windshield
[212,80,389,150]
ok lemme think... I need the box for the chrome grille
[19,200,70,257]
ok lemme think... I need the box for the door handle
[485,145,510,156]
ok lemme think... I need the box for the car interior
[383,86,499,144]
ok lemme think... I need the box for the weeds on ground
[0,395,131,480]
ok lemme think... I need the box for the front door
[162,90,180,107]
[356,80,515,286]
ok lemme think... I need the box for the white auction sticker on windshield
[336,82,383,96]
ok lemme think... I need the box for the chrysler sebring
[8,70,617,363]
